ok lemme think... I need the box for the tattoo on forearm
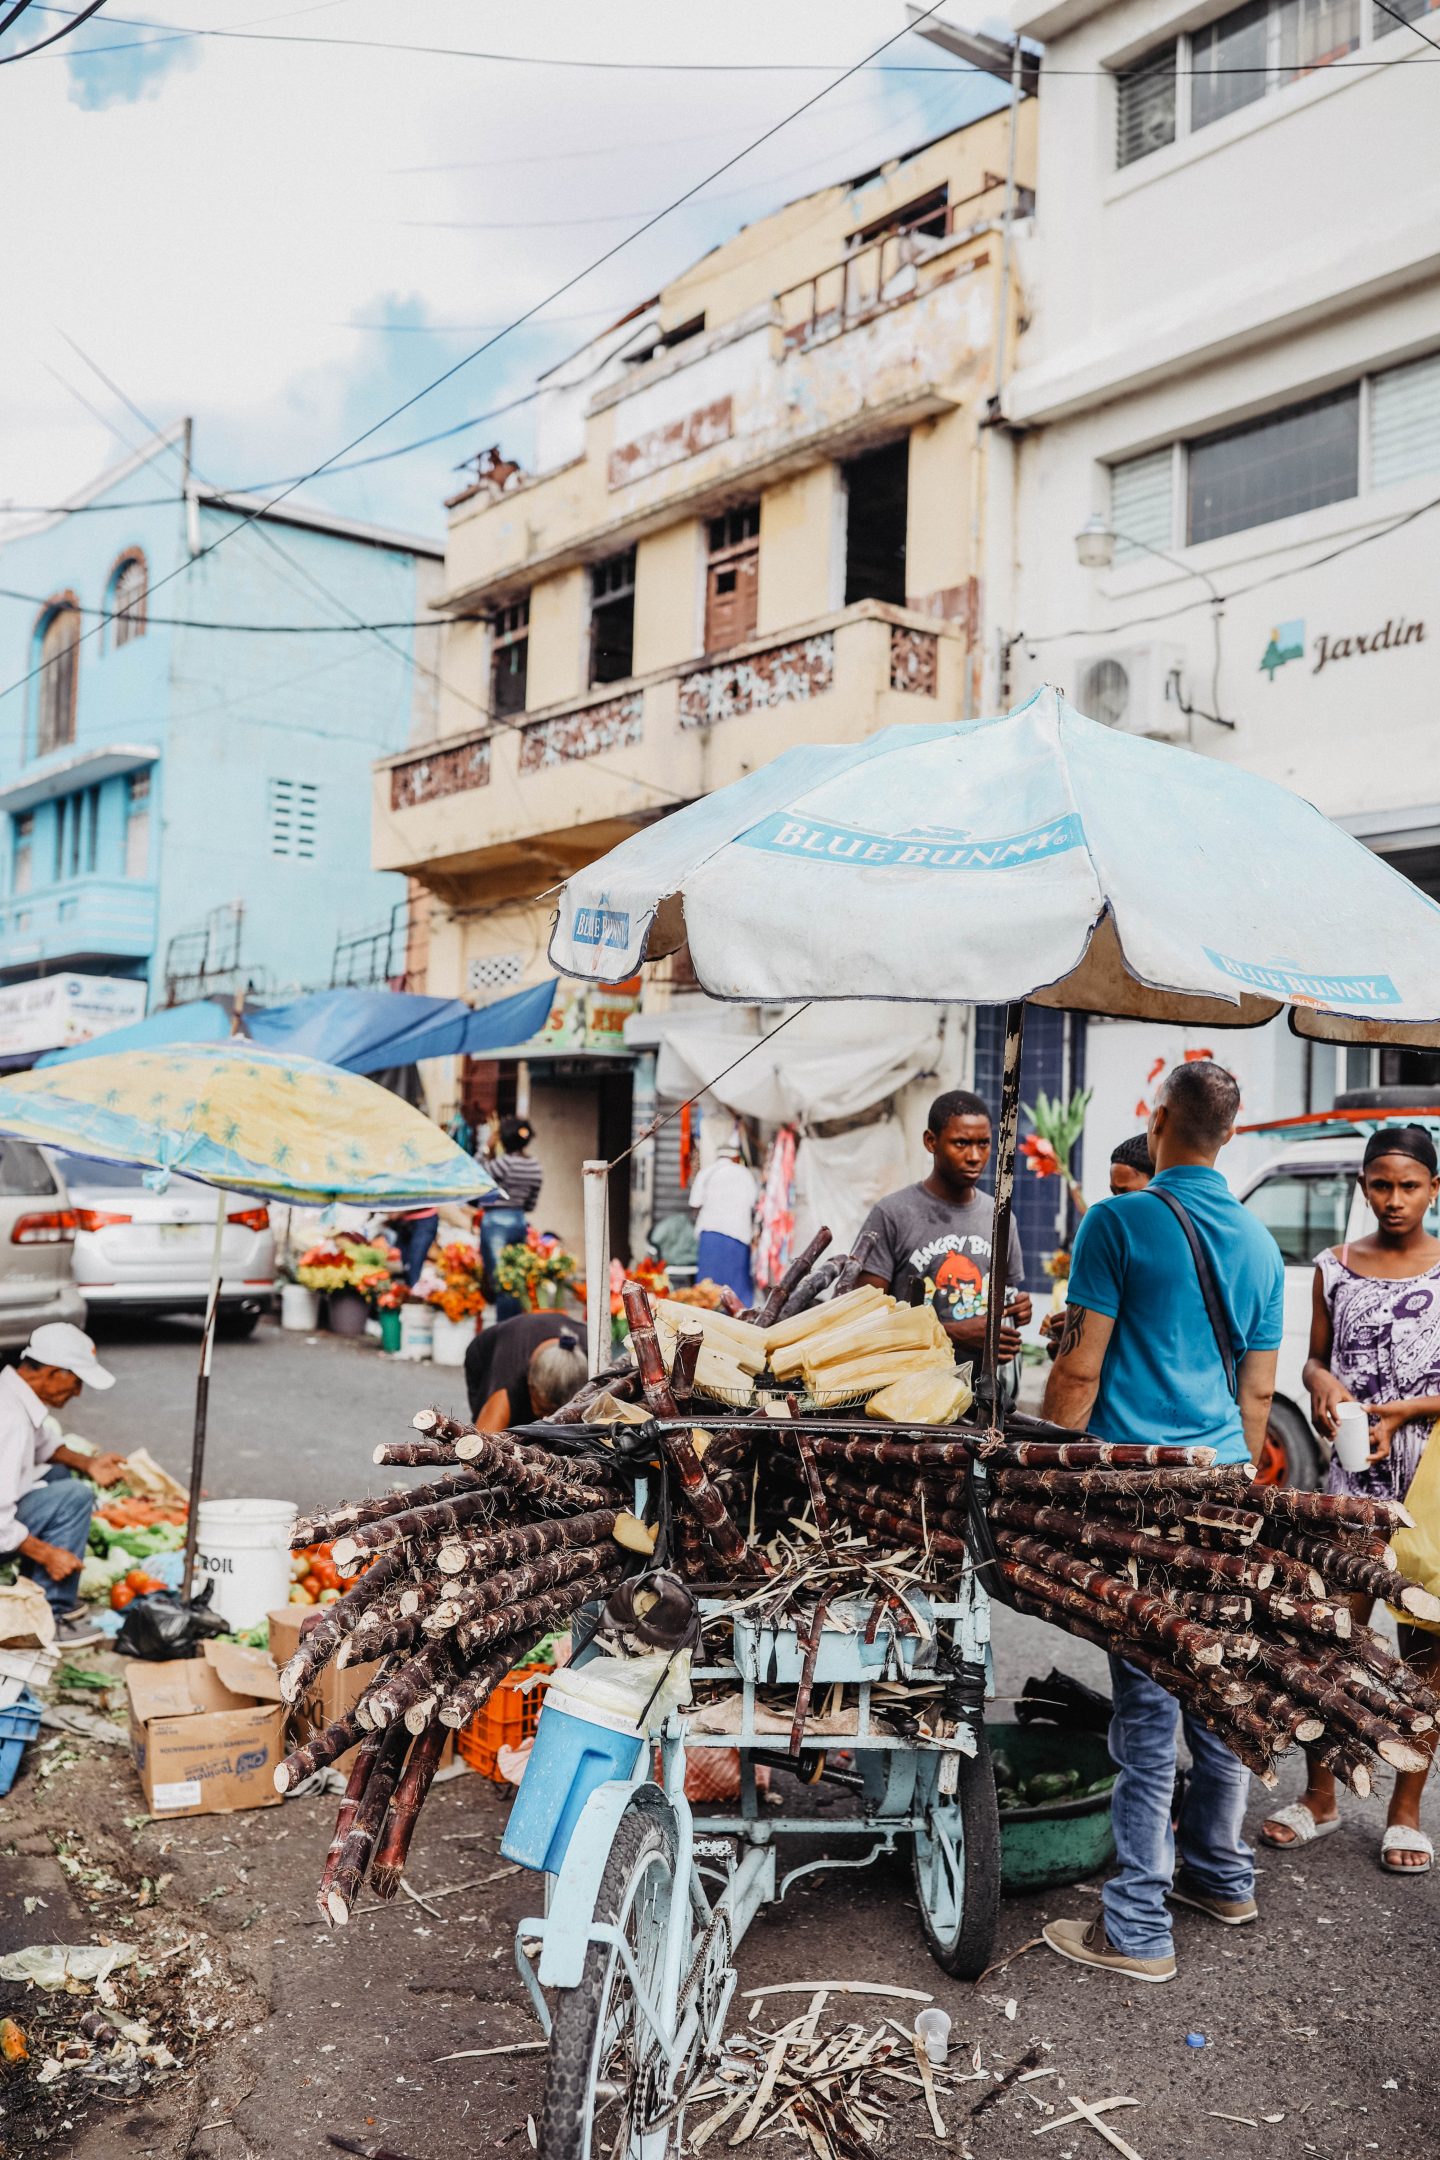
[1056,1304,1088,1359]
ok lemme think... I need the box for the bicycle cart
[511,1467,999,2160]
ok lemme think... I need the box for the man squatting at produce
[0,1323,125,1647]
[855,1088,1033,1408]
[1039,1061,1284,1983]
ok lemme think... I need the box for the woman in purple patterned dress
[1262,1124,1440,1872]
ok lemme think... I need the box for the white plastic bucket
[432,1313,476,1367]
[280,1283,320,1331]
[398,1304,436,1361]
[193,1497,298,1630]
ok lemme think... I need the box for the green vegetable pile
[992,1748,1116,1812]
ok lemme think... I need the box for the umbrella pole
[582,1160,610,1378]
[983,1000,1026,1435]
[182,1203,227,1593]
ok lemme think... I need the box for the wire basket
[693,1378,882,1414]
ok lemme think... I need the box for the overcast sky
[0,2,1006,543]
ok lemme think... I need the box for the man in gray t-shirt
[856,1088,1029,1378]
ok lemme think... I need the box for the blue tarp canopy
[40,978,557,1073]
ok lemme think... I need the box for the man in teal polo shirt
[1037,1060,1283,1984]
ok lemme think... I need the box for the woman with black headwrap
[1262,1122,1440,1871]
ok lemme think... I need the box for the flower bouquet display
[1021,1085,1093,1239]
[496,1225,578,1313]
[425,1242,486,1365]
[296,1237,401,1338]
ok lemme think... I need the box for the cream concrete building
[374,105,1039,1263]
[990,0,1440,1184]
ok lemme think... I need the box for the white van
[1237,1088,1440,1490]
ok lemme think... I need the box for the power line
[0,582,475,632]
[0,0,958,718]
[1372,0,1440,51]
[0,0,108,63]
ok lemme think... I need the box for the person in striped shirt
[479,1116,543,1318]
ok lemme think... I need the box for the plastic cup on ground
[1333,1401,1372,1474]
[914,2008,951,2065]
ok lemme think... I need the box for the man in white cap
[0,1323,123,1647]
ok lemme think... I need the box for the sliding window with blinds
[1370,351,1440,491]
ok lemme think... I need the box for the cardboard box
[126,1641,286,1817]
[266,1608,457,1774]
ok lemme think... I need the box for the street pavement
[26,1317,1440,2160]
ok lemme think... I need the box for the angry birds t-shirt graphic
[907,1231,993,1325]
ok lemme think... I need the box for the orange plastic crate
[458,1661,553,1781]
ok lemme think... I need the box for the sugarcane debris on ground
[285,1249,1440,1928]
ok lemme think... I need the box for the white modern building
[988,0,1440,1180]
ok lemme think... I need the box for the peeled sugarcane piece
[624,1282,679,1416]
[1249,1485,1412,1536]
[279,1546,409,1703]
[777,1255,843,1321]
[372,1440,460,1468]
[369,1719,448,1902]
[424,1542,621,1637]
[865,1368,974,1425]
[995,1532,1229,1674]
[292,1466,487,1550]
[332,1484,504,1568]
[433,1506,620,1578]
[1313,1734,1373,1797]
[276,1708,368,1793]
[831,1228,880,1299]
[686,1344,759,1403]
[455,1567,623,1659]
[654,1296,769,1363]
[324,1722,412,1925]
[988,1497,1275,1590]
[315,1729,385,1914]
[1273,1526,1440,1620]
[657,1420,767,1578]
[753,1227,833,1331]
[804,1349,955,1402]
[801,1301,948,1373]
[989,1464,1252,1502]
[1253,1641,1431,1770]
[1251,1588,1352,1641]
[765,1283,887,1357]
[669,1330,703,1405]
[614,1512,658,1554]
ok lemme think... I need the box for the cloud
[62,17,200,112]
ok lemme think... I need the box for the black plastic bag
[114,1579,230,1661]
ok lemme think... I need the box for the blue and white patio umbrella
[550,686,1440,1046]
[550,686,1440,1386]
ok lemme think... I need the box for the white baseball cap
[24,1322,115,1391]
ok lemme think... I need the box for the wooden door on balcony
[705,503,760,653]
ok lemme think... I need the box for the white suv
[1238,1088,1440,1489]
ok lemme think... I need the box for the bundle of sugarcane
[279,1407,642,1924]
[774,1426,1440,1790]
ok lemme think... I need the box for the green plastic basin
[989,1718,1116,1894]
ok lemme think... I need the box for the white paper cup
[1333,1401,1372,1474]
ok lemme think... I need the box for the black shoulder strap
[1143,1186,1238,1401]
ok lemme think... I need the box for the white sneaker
[53,1610,103,1648]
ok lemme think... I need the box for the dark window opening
[843,440,909,607]
[1116,42,1177,167]
[851,185,949,250]
[705,502,760,652]
[36,600,80,757]
[589,548,637,686]
[661,315,705,349]
[490,596,529,719]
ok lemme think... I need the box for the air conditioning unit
[1077,646,1189,741]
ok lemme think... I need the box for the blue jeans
[16,1464,93,1615]
[1103,1654,1254,1958]
[392,1213,439,1288]
[479,1206,526,1320]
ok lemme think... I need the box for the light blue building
[0,425,442,1041]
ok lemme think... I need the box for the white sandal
[1379,1824,1434,1874]
[1259,1801,1341,1849]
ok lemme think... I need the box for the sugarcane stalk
[324,1723,412,1926]
[1246,1542,1327,1598]
[1182,1502,1265,1547]
[988,1497,1275,1589]
[1249,1485,1411,1536]
[831,1229,880,1299]
[276,1708,368,1793]
[454,1567,622,1660]
[332,1484,505,1568]
[794,1434,837,1551]
[315,1729,386,1917]
[423,1542,620,1637]
[294,1467,488,1549]
[346,1613,425,1662]
[1170,1589,1253,1625]
[433,1506,620,1578]
[1272,1527,1440,1619]
[1243,1681,1324,1747]
[1294,1637,1437,1731]
[373,1440,460,1468]
[995,1532,1229,1674]
[622,1281,679,1416]
[988,1465,1253,1501]
[366,1637,464,1729]
[1350,1626,1440,1704]
[788,1594,831,1756]
[753,1227,833,1331]
[717,1286,747,1318]
[545,1354,642,1424]
[279,1546,409,1703]
[1251,1588,1352,1641]
[830,1491,969,1568]
[778,1256,843,1320]
[413,1407,471,1442]
[437,1637,547,1731]
[1312,1734,1373,1797]
[656,1420,767,1579]
[1253,1642,1430,1770]
[369,1720,448,1901]
[669,1330,703,1406]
